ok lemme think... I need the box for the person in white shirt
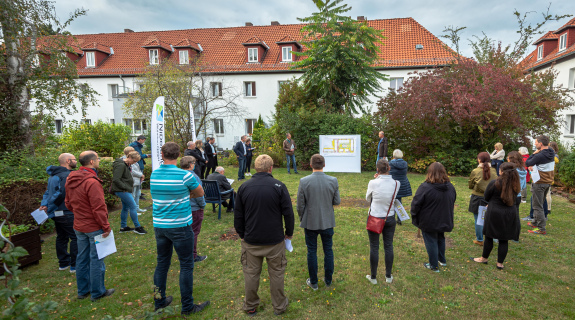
[365,159,399,285]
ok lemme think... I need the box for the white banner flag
[189,102,197,142]
[151,97,165,171]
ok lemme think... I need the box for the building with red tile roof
[521,17,575,143]
[38,17,458,149]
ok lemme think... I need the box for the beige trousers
[241,240,288,314]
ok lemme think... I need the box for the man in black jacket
[377,131,388,162]
[205,137,218,175]
[184,141,207,178]
[234,154,294,316]
[206,166,235,213]
[525,135,555,235]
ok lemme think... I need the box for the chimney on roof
[124,29,134,33]
[245,22,253,26]
[357,16,365,21]
[271,21,280,26]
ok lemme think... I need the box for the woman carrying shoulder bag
[468,152,496,246]
[365,159,399,285]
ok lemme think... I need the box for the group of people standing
[184,136,219,180]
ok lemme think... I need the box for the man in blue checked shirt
[150,142,210,315]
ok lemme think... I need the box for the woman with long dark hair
[468,152,497,246]
[471,163,521,269]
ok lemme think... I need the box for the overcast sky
[53,0,572,58]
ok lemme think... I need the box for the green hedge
[59,121,132,157]
[558,151,575,189]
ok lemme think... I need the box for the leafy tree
[123,59,245,148]
[59,121,132,157]
[294,0,388,114]
[0,0,99,152]
[376,59,572,157]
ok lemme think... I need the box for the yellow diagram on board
[322,138,355,154]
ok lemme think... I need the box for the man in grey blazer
[296,154,341,290]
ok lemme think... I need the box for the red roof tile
[69,18,457,76]
[80,42,111,54]
[522,17,575,72]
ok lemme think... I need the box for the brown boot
[473,240,484,246]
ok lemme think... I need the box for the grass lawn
[10,168,575,319]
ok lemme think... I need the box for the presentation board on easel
[319,135,361,173]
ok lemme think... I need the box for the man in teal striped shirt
[150,142,210,315]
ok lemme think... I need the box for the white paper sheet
[31,209,49,225]
[394,199,411,221]
[477,206,487,226]
[227,178,235,185]
[285,239,293,252]
[530,165,540,184]
[94,231,117,260]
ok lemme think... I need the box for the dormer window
[559,33,567,51]
[179,50,189,64]
[537,45,543,61]
[86,52,95,68]
[248,48,258,62]
[149,49,159,65]
[282,47,292,61]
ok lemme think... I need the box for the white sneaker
[365,275,377,285]
[385,275,393,284]
[137,208,147,212]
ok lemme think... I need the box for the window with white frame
[244,81,256,97]
[149,49,159,65]
[109,119,115,124]
[55,120,63,134]
[568,115,575,135]
[248,48,258,62]
[246,119,257,134]
[86,52,95,67]
[109,84,119,99]
[389,78,404,90]
[81,119,92,125]
[278,80,289,92]
[179,50,189,64]
[32,54,40,67]
[211,82,222,97]
[282,46,292,61]
[537,45,543,60]
[124,118,147,134]
[213,119,224,134]
[559,33,567,51]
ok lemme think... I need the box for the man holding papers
[39,153,77,273]
[150,142,210,315]
[525,135,555,235]
[65,151,114,302]
[234,154,294,316]
[297,154,340,291]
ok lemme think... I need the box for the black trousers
[367,216,396,278]
[206,157,217,175]
[246,156,253,173]
[54,214,78,268]
[482,237,509,263]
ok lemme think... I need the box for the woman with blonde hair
[490,142,505,176]
[471,163,521,270]
[468,152,497,246]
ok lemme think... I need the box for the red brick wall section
[543,41,557,57]
[567,29,575,48]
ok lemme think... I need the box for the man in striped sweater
[150,142,210,315]
[525,135,555,235]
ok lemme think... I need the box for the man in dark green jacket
[112,151,147,234]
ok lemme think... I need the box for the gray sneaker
[306,278,318,291]
[521,217,533,221]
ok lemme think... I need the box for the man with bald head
[65,151,114,302]
[39,153,78,272]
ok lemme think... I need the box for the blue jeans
[473,213,483,241]
[115,192,141,228]
[304,228,334,285]
[154,225,196,313]
[493,159,504,176]
[238,156,246,179]
[75,229,107,298]
[421,231,446,270]
[132,185,142,209]
[286,154,298,173]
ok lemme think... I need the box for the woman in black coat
[411,162,457,272]
[389,149,412,225]
[471,163,521,270]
